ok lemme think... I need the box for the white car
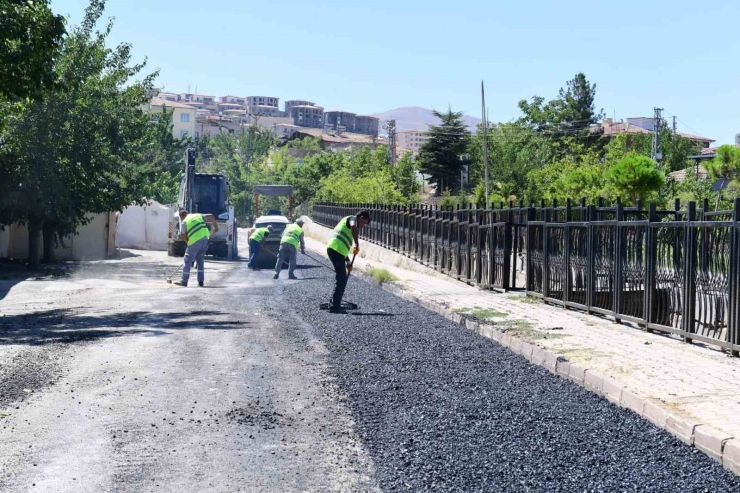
[247,213,289,267]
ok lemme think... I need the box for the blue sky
[51,0,739,144]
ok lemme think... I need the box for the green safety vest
[250,227,270,243]
[184,214,210,246]
[327,216,354,257]
[281,224,303,249]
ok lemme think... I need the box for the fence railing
[312,198,740,356]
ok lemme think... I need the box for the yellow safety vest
[281,224,303,249]
[327,216,354,257]
[184,214,210,246]
[250,227,270,243]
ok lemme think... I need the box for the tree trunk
[716,179,726,211]
[42,222,55,264]
[28,219,42,270]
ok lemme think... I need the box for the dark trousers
[327,248,348,308]
[249,240,261,269]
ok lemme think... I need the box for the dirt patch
[226,403,292,430]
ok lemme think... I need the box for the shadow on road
[0,308,243,346]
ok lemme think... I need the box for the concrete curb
[303,219,740,476]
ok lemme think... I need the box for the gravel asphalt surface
[285,252,740,492]
[2,233,740,492]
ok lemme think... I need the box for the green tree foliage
[0,0,65,101]
[287,136,322,151]
[604,153,665,204]
[393,151,421,200]
[705,145,740,210]
[139,106,190,204]
[418,107,470,193]
[0,0,156,267]
[518,73,604,148]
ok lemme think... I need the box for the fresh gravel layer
[285,256,740,492]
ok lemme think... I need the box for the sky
[50,0,740,145]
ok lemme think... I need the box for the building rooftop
[290,105,323,110]
[325,110,356,114]
[355,115,379,119]
[295,127,377,145]
[598,119,714,143]
[150,98,197,110]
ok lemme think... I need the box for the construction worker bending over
[274,219,306,280]
[326,210,371,313]
[248,225,273,270]
[173,209,218,287]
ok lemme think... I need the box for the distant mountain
[370,106,482,133]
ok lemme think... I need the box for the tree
[705,145,740,210]
[393,151,421,201]
[417,107,470,193]
[0,0,157,268]
[0,0,65,101]
[604,153,664,204]
[139,106,190,204]
[517,73,604,148]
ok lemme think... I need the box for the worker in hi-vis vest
[326,210,371,313]
[248,224,273,270]
[274,219,306,280]
[173,209,219,287]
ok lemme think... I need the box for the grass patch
[470,308,508,320]
[367,267,398,285]
[512,296,541,304]
[500,319,567,340]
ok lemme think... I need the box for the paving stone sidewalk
[302,219,740,473]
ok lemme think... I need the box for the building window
[181,113,190,123]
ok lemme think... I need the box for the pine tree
[418,107,470,194]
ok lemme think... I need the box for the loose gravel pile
[285,256,740,492]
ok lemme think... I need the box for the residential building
[248,104,285,118]
[284,100,315,113]
[246,115,294,133]
[156,91,179,102]
[598,117,715,149]
[354,115,379,137]
[145,97,197,139]
[324,111,356,132]
[246,96,279,114]
[397,129,429,153]
[177,93,217,111]
[275,123,302,139]
[289,105,324,128]
[219,95,247,108]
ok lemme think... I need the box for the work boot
[288,275,298,280]
[198,282,204,287]
[173,280,187,287]
[329,305,346,314]
[273,273,279,279]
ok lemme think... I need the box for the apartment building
[145,98,197,139]
[289,105,324,128]
[324,111,357,132]
[284,100,315,114]
[354,115,379,137]
[397,130,428,153]
[220,95,247,107]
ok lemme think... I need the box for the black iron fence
[312,199,740,356]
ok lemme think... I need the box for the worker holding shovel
[172,209,219,287]
[326,210,370,313]
[274,219,306,280]
[248,225,273,270]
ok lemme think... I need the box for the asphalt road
[0,232,379,493]
[1,231,740,492]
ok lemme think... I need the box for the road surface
[1,229,739,492]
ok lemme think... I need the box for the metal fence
[313,198,740,356]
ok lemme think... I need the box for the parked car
[247,213,289,267]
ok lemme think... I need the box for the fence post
[644,203,658,332]
[731,198,740,356]
[587,205,596,314]
[614,198,624,324]
[683,201,697,344]
[543,201,550,300]
[563,199,572,306]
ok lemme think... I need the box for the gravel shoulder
[284,253,740,492]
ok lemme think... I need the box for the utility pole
[672,116,677,135]
[652,107,663,162]
[481,80,489,207]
